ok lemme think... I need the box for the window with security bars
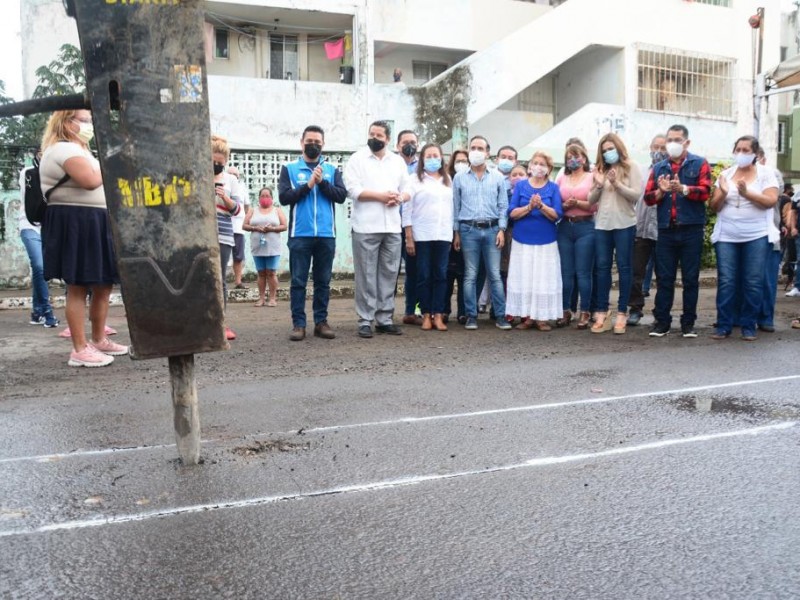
[412,61,448,84]
[693,0,731,6]
[637,47,734,120]
[229,150,354,217]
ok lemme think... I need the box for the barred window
[693,0,731,6]
[637,46,734,120]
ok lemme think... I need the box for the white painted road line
[0,421,794,538]
[2,374,798,465]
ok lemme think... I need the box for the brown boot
[314,321,336,339]
[433,313,448,331]
[421,313,433,330]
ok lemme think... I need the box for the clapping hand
[735,179,747,196]
[668,175,682,193]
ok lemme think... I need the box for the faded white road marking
[2,374,798,465]
[0,421,793,538]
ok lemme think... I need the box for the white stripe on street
[2,374,798,465]
[0,421,794,538]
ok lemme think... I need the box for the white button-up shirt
[344,147,411,234]
[402,173,454,242]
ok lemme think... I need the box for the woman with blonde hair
[211,134,243,340]
[506,151,563,330]
[588,133,642,334]
[40,109,128,367]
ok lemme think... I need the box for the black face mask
[367,138,386,153]
[304,143,322,160]
[213,162,225,175]
[401,143,417,157]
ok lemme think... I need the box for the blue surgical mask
[603,149,619,164]
[497,159,514,174]
[424,158,442,173]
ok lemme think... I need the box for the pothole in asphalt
[574,368,617,379]
[670,394,800,421]
[231,439,311,457]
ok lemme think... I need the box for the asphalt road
[1,290,799,599]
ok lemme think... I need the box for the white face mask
[454,162,469,175]
[528,165,548,179]
[77,122,94,144]
[733,153,755,168]
[468,150,486,167]
[666,141,684,159]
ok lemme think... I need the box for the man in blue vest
[278,125,348,341]
[643,124,711,338]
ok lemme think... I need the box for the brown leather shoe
[402,314,423,325]
[289,327,306,341]
[433,313,448,331]
[421,314,433,330]
[314,321,335,339]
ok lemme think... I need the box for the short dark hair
[667,124,689,139]
[733,135,761,162]
[469,135,490,152]
[497,145,518,160]
[302,125,325,140]
[397,129,417,144]
[370,120,391,139]
[565,137,585,149]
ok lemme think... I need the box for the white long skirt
[505,241,563,320]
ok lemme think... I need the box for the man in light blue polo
[453,135,511,330]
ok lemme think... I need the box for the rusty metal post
[168,355,200,464]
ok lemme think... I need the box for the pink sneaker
[59,325,117,339]
[90,338,129,356]
[225,327,237,340]
[68,345,114,368]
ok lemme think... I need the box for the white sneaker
[786,288,800,297]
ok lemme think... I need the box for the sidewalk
[0,271,724,311]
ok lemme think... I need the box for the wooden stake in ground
[169,354,201,465]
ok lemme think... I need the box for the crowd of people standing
[20,112,800,366]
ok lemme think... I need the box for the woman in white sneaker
[39,109,128,367]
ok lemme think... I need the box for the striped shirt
[215,172,242,247]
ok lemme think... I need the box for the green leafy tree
[0,44,85,189]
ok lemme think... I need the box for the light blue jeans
[460,223,505,319]
[20,228,52,316]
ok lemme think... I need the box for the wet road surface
[1,293,799,599]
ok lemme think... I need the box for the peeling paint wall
[0,191,34,288]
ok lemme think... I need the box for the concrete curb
[0,277,721,311]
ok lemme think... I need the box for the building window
[214,28,229,60]
[412,61,447,84]
[269,35,299,80]
[693,0,731,6]
[637,46,734,120]
[778,120,788,155]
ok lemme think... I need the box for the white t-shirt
[18,167,39,233]
[712,164,779,244]
[229,177,248,235]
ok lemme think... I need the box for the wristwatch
[682,185,689,196]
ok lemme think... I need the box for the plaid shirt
[644,157,711,223]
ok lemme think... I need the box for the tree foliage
[1,44,85,189]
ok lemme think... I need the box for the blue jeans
[653,225,704,327]
[460,224,505,319]
[21,228,52,315]
[557,219,595,312]
[594,226,635,313]
[288,237,336,328]
[415,240,451,314]
[715,237,769,334]
[759,248,782,327]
